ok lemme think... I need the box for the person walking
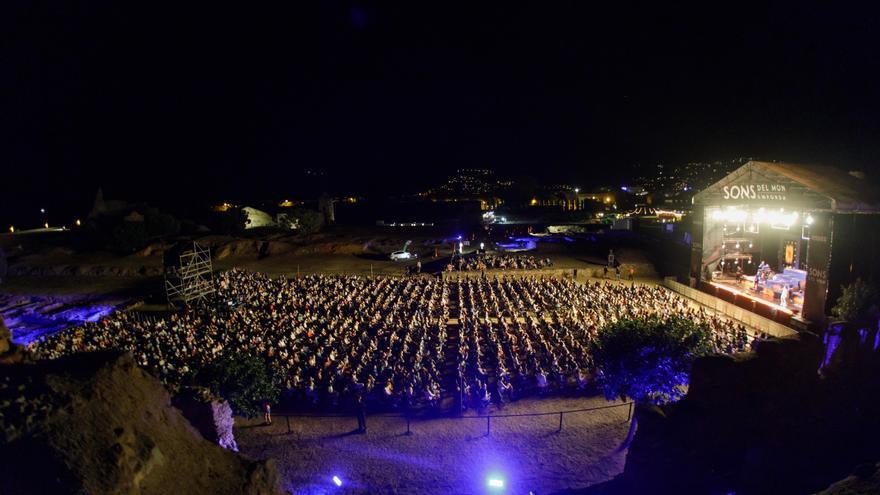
[263,402,272,425]
[355,393,367,434]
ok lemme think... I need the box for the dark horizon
[3,1,880,225]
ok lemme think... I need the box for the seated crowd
[451,253,553,272]
[31,270,751,412]
[453,276,751,410]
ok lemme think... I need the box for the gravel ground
[235,395,631,495]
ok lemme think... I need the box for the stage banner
[803,213,832,323]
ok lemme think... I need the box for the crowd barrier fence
[270,401,634,436]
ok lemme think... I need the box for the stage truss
[164,242,215,307]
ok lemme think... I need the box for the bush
[112,221,148,252]
[832,278,880,324]
[208,208,248,234]
[196,354,279,418]
[289,208,324,235]
[590,316,713,405]
[144,210,180,238]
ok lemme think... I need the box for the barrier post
[486,415,491,436]
[558,412,563,432]
[405,414,412,436]
[286,415,291,434]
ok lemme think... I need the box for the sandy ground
[235,395,631,495]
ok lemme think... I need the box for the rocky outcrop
[0,351,282,495]
[577,333,880,495]
[173,388,239,452]
[0,316,24,364]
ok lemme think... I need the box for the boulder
[0,351,282,495]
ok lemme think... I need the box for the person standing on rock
[263,402,272,425]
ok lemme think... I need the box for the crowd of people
[32,271,451,411]
[453,277,751,410]
[31,269,753,413]
[451,253,553,272]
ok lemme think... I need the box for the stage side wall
[663,276,798,338]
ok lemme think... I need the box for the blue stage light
[332,475,343,487]
[487,476,504,489]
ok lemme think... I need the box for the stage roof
[693,161,880,213]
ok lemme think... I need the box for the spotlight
[487,477,505,489]
[806,214,814,225]
[332,475,343,487]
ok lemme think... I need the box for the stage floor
[710,277,802,316]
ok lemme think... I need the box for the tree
[209,207,248,234]
[590,316,713,447]
[144,209,180,238]
[196,354,279,418]
[831,278,880,325]
[289,208,324,235]
[112,221,148,252]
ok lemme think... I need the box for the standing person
[416,260,421,274]
[628,266,635,281]
[603,265,609,279]
[615,266,621,281]
[263,402,272,425]
[355,393,367,434]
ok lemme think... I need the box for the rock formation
[576,333,880,495]
[0,348,282,495]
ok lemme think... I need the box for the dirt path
[235,395,630,495]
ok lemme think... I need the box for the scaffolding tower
[164,242,215,307]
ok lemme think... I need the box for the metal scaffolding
[164,242,215,307]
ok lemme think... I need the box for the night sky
[3,2,880,225]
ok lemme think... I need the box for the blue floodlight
[487,476,505,489]
[332,475,343,487]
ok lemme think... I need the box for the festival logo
[722,183,788,201]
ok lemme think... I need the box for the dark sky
[3,1,880,224]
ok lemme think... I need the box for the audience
[31,269,752,412]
